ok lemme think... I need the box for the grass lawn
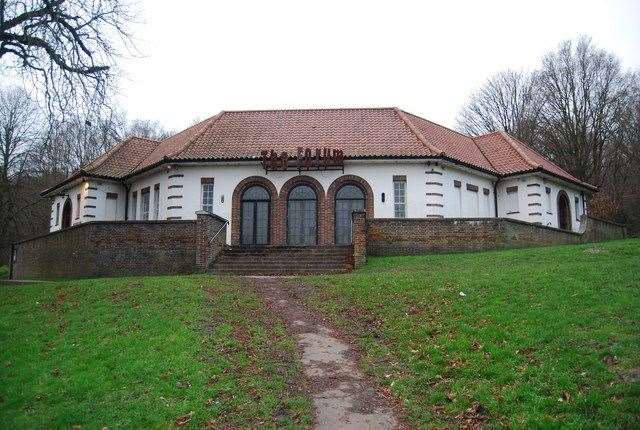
[303,239,640,429]
[0,275,311,429]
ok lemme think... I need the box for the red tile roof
[44,108,595,194]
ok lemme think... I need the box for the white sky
[118,0,640,132]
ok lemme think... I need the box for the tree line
[0,86,169,263]
[457,37,640,235]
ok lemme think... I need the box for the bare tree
[0,85,43,263]
[0,0,136,115]
[0,86,39,179]
[457,70,543,145]
[126,118,171,141]
[536,36,636,186]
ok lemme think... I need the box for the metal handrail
[209,220,229,245]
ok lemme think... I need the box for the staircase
[210,245,353,275]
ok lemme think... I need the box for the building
[42,107,595,247]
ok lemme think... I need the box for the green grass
[0,275,311,429]
[303,240,640,429]
[0,265,8,279]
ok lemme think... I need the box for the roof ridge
[394,108,443,156]
[170,112,225,159]
[127,138,164,174]
[221,106,397,114]
[82,136,137,173]
[471,136,499,171]
[401,110,474,140]
[498,131,540,169]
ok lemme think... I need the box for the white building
[42,108,595,246]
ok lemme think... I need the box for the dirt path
[248,276,405,430]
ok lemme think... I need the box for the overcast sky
[118,0,640,133]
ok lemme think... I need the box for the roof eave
[40,171,121,197]
[501,167,597,191]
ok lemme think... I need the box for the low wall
[11,212,227,280]
[364,216,626,256]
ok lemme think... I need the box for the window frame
[55,202,60,226]
[506,186,519,214]
[201,178,215,213]
[140,187,151,220]
[131,191,138,220]
[153,184,160,220]
[393,176,407,218]
[75,194,81,219]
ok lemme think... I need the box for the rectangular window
[75,194,80,219]
[546,187,552,213]
[506,186,519,213]
[55,202,60,225]
[201,178,214,213]
[131,191,138,220]
[141,187,150,220]
[393,176,406,218]
[153,184,160,220]
[575,196,580,221]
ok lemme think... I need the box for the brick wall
[363,216,626,257]
[10,218,226,279]
[195,211,228,270]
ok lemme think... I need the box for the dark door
[241,186,270,245]
[61,198,72,229]
[287,185,317,245]
[557,191,572,230]
[335,185,365,244]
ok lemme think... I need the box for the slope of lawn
[0,275,311,429]
[303,239,640,429]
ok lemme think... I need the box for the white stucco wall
[121,159,498,243]
[49,179,126,232]
[496,174,587,232]
[49,159,589,237]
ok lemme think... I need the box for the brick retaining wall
[11,212,227,280]
[363,216,626,256]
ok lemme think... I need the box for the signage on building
[261,147,344,172]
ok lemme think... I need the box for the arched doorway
[240,185,270,245]
[61,198,72,229]
[287,185,317,245]
[335,184,365,244]
[557,191,572,230]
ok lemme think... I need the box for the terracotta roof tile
[174,108,434,160]
[402,111,496,172]
[83,136,160,178]
[47,108,595,192]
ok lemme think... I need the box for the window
[575,196,580,221]
[546,187,552,213]
[506,186,519,213]
[393,176,406,218]
[131,191,137,220]
[55,202,60,225]
[201,178,214,213]
[153,184,160,220]
[75,194,80,219]
[141,187,150,220]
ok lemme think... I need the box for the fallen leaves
[174,411,194,426]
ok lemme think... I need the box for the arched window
[241,185,270,245]
[334,184,365,244]
[287,185,317,245]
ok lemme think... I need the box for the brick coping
[13,219,197,245]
